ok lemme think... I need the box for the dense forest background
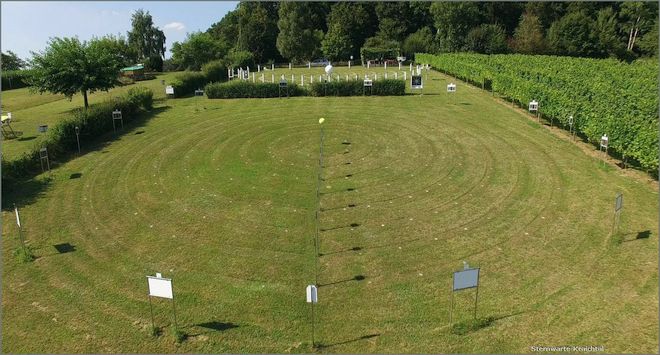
[2,1,658,73]
[168,1,659,71]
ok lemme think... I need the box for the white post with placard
[146,273,178,334]
[411,75,423,95]
[600,134,609,153]
[363,78,373,96]
[306,285,318,347]
[165,85,174,97]
[450,262,480,325]
[528,100,539,121]
[279,79,288,99]
[39,147,50,173]
[112,110,123,131]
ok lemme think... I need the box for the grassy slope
[1,67,657,353]
[1,72,179,160]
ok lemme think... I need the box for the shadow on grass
[1,176,52,209]
[318,275,366,288]
[185,321,239,337]
[451,310,527,335]
[317,333,380,349]
[319,246,362,257]
[622,230,652,242]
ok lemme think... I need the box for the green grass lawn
[2,68,658,353]
[1,72,179,161]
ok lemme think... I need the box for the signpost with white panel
[450,262,481,325]
[146,273,178,333]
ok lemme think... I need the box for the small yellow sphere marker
[318,117,325,124]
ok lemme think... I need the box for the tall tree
[127,9,166,71]
[171,32,224,71]
[325,2,377,60]
[30,37,123,108]
[276,2,326,62]
[637,18,659,57]
[236,2,280,63]
[512,13,546,54]
[430,2,483,52]
[207,7,240,50]
[466,24,509,54]
[478,2,524,36]
[594,7,625,58]
[547,11,599,57]
[619,2,658,52]
[1,51,26,71]
[375,2,413,43]
[402,27,435,59]
[524,2,567,31]
[322,23,353,61]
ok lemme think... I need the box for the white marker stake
[14,204,27,252]
[306,285,318,347]
[15,205,21,228]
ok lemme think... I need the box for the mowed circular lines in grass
[2,71,657,353]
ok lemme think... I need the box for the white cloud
[163,22,185,31]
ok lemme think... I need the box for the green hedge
[202,60,228,83]
[309,81,362,96]
[309,79,405,96]
[2,87,153,181]
[417,52,659,172]
[169,71,207,98]
[205,80,306,99]
[1,70,34,90]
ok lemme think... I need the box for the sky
[1,1,239,60]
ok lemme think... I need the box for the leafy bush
[169,71,207,98]
[205,80,306,99]
[202,59,228,83]
[225,49,255,69]
[309,79,405,96]
[1,70,34,90]
[125,86,153,110]
[372,79,406,96]
[309,80,363,96]
[2,88,154,181]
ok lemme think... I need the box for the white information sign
[447,83,456,92]
[147,275,173,299]
[453,268,480,291]
[165,86,174,95]
[306,285,318,303]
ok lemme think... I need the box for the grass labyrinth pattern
[2,70,657,353]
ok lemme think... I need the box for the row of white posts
[242,62,424,72]
[239,71,413,86]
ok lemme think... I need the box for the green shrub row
[205,79,405,99]
[1,70,35,90]
[169,71,207,98]
[309,79,405,96]
[2,87,153,181]
[417,52,659,171]
[205,80,306,99]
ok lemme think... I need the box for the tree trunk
[631,27,640,50]
[627,27,634,50]
[82,90,88,109]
